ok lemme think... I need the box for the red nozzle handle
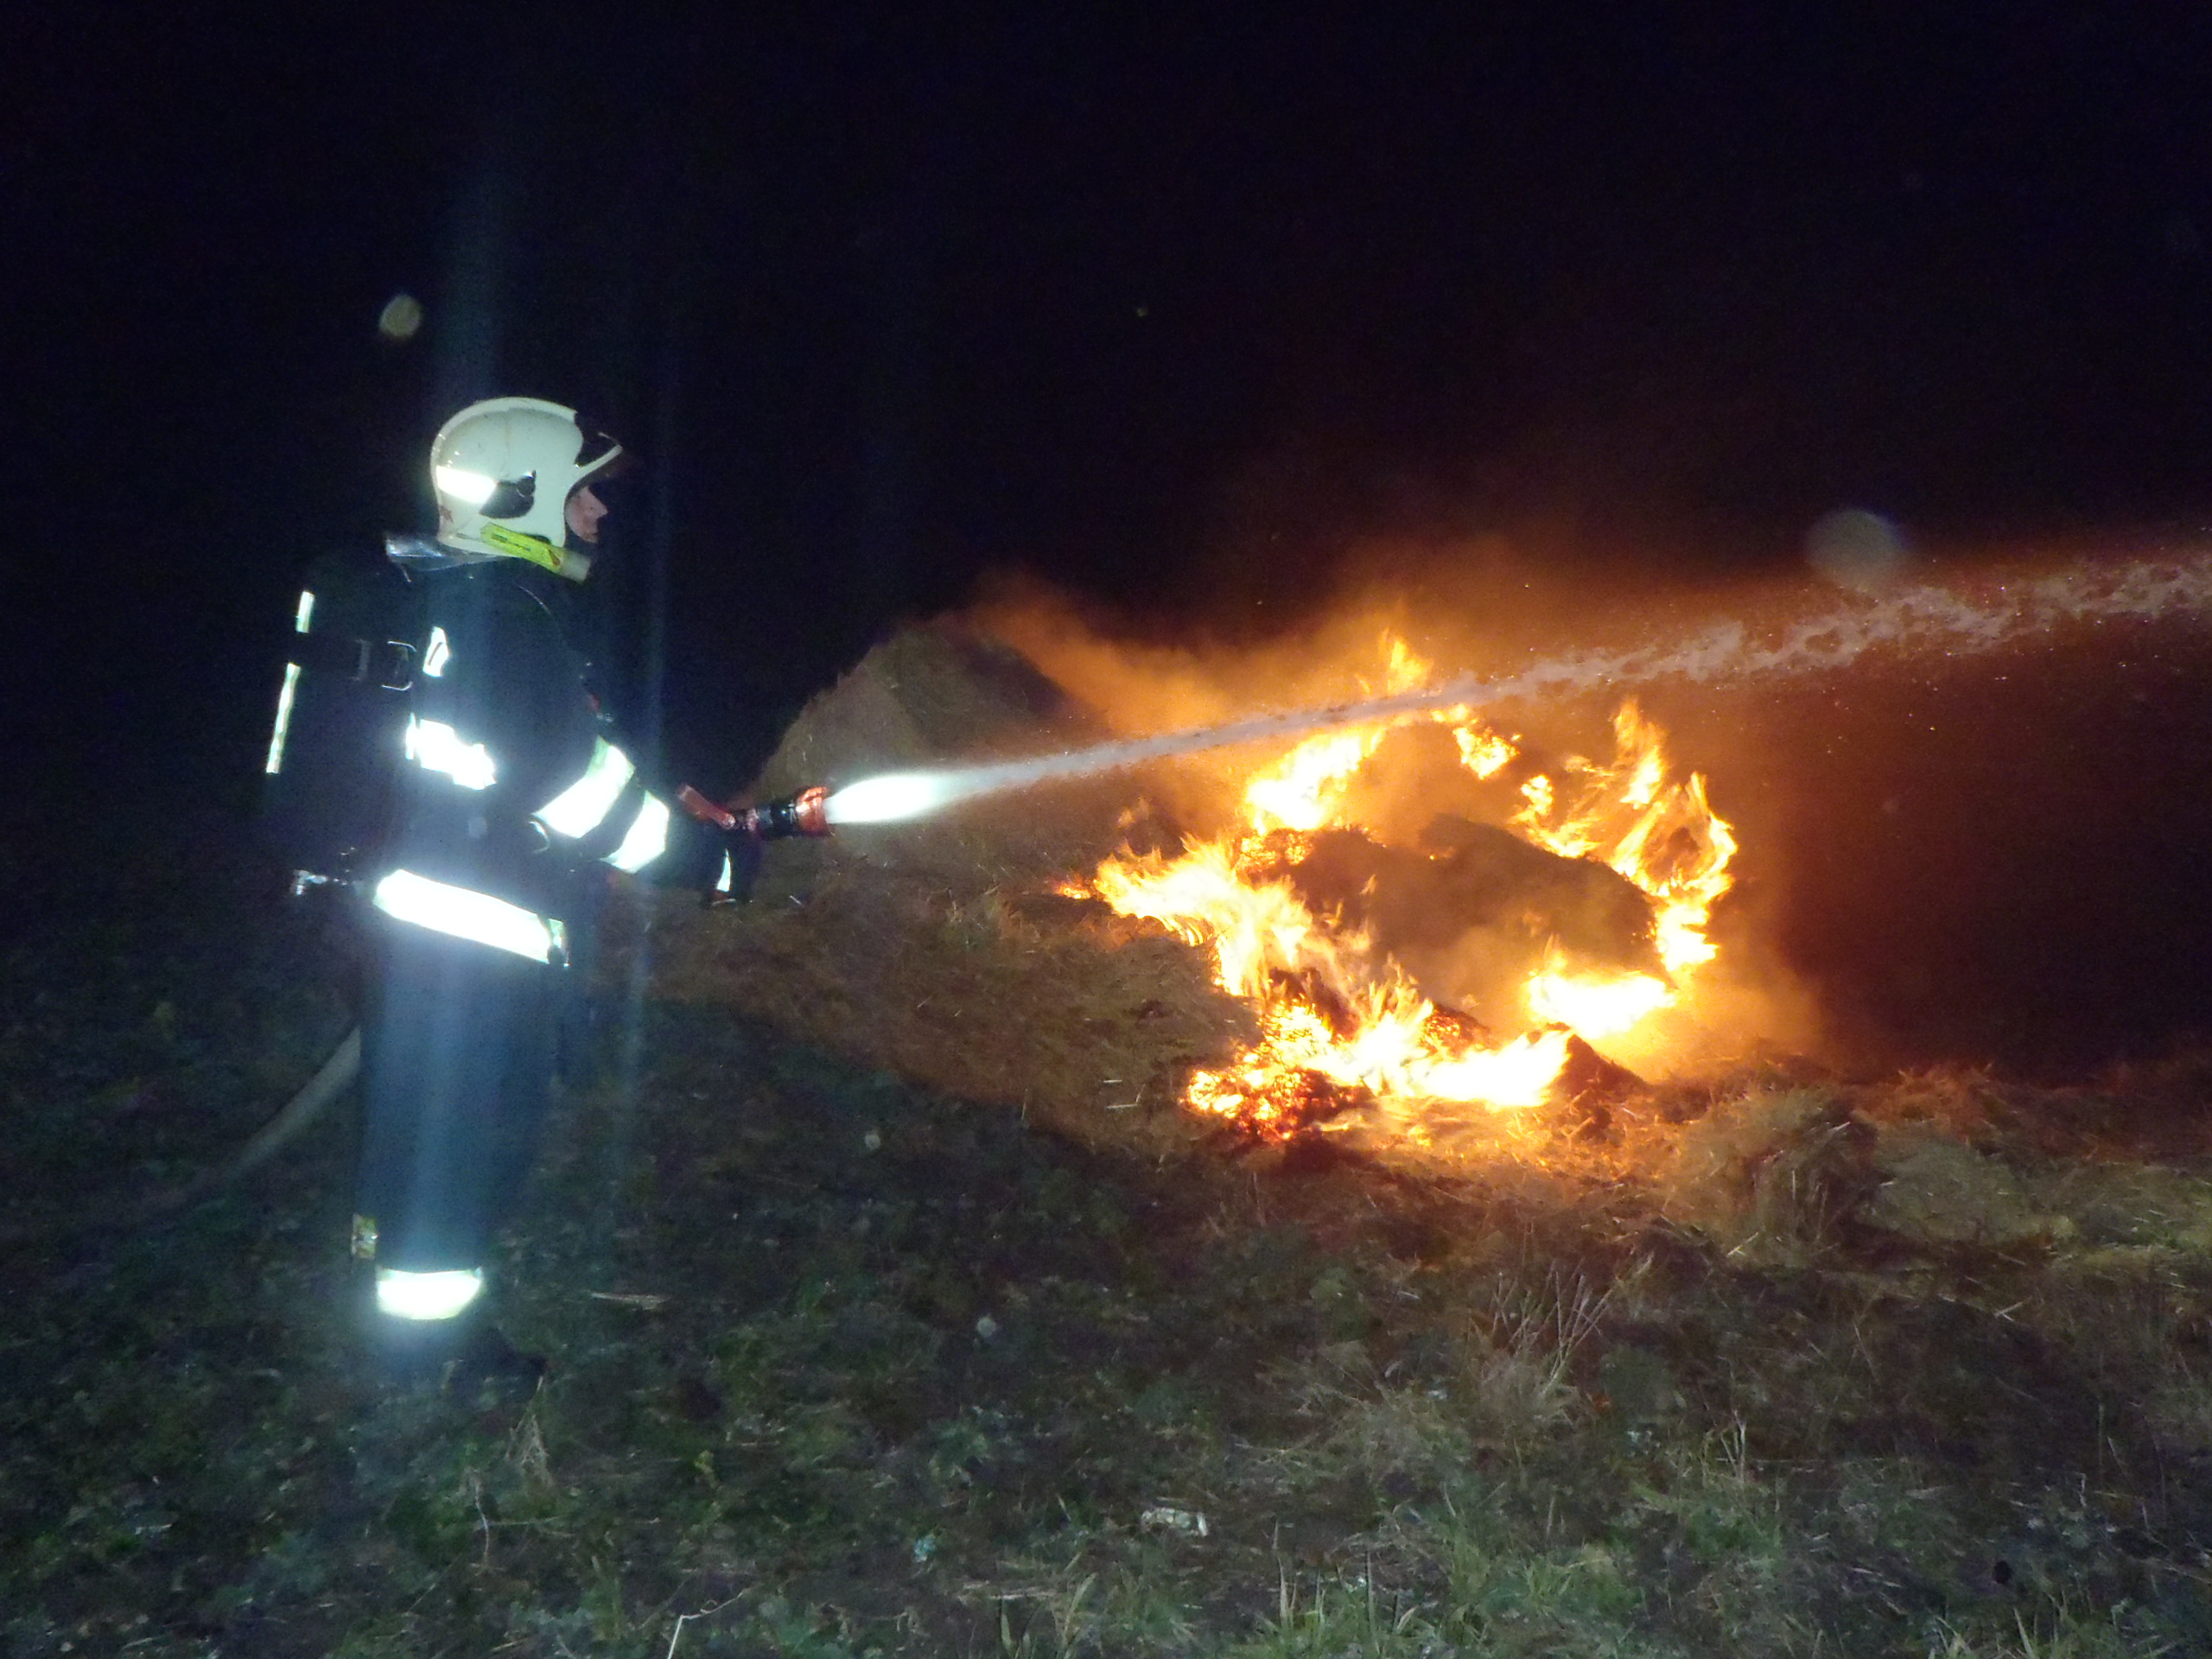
[676,784,737,831]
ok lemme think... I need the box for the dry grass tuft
[1863,1129,2048,1245]
[1655,1084,1872,1262]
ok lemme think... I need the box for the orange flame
[1077,639,1738,1138]
[1527,956,1672,1039]
[1243,727,1385,836]
[1513,701,1737,976]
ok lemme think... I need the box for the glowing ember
[1076,639,1739,1137]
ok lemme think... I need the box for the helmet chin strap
[480,524,592,582]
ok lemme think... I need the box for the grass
[10,789,2212,1656]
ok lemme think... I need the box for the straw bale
[640,865,1249,1156]
[1656,1084,1875,1261]
[752,622,1095,797]
[743,623,1125,902]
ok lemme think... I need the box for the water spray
[823,555,2212,827]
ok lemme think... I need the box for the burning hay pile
[1068,688,1738,1147]
[631,595,2212,1409]
[645,617,1772,1168]
[640,624,1253,1156]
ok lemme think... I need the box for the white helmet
[429,396,623,581]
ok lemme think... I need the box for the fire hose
[0,1028,365,1252]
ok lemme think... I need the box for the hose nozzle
[739,785,831,840]
[677,783,833,840]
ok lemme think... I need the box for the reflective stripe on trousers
[371,868,569,965]
[375,1267,486,1321]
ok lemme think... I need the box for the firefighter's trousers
[357,919,562,1278]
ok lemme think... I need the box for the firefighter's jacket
[368,553,725,965]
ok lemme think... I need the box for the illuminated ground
[10,787,2212,1656]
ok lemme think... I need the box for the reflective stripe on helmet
[371,868,568,964]
[535,737,635,837]
[422,626,452,678]
[404,715,497,791]
[375,1267,485,1321]
[606,793,671,873]
[431,465,499,506]
[480,522,572,576]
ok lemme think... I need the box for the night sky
[13,7,2212,1067]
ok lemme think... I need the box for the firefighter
[353,396,747,1384]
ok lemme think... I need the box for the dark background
[10,5,2212,1074]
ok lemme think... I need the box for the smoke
[940,542,2212,1077]
[862,551,2212,823]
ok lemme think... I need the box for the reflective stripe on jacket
[373,560,721,931]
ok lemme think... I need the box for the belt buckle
[378,640,417,692]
